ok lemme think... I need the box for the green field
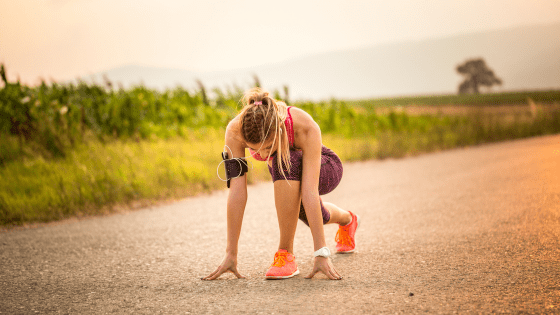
[349,90,560,108]
[1,64,560,226]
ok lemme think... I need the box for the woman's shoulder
[289,106,319,132]
[289,107,321,150]
[225,115,247,145]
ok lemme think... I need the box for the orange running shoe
[265,249,300,279]
[335,211,360,253]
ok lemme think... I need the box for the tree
[456,58,502,94]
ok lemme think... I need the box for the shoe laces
[335,224,353,247]
[270,251,293,268]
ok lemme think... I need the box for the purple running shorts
[268,145,343,226]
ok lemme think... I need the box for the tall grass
[0,64,243,165]
[2,63,560,226]
[3,105,559,226]
[0,130,273,225]
[350,90,560,109]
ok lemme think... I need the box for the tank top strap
[285,106,295,147]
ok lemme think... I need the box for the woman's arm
[224,128,248,256]
[294,109,342,280]
[203,119,248,280]
[298,118,327,251]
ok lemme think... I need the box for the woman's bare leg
[323,202,352,225]
[273,180,301,254]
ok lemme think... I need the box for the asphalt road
[1,134,559,314]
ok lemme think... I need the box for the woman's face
[246,135,278,157]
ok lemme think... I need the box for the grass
[3,102,560,226]
[2,64,560,227]
[0,128,277,226]
[0,132,371,226]
[349,89,560,108]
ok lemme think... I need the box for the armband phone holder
[221,152,248,188]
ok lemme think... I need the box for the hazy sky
[2,0,560,84]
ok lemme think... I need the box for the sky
[2,0,560,85]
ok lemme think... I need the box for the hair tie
[254,101,262,106]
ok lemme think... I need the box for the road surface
[1,134,559,314]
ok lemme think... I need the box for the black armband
[222,152,248,188]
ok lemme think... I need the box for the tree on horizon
[456,58,502,94]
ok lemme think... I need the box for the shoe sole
[336,214,361,254]
[265,269,300,280]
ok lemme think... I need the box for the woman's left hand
[305,256,342,280]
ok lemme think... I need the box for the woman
[203,88,359,280]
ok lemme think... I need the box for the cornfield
[1,63,560,226]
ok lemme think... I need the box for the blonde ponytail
[238,88,291,179]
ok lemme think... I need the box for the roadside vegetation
[1,64,560,226]
[349,90,560,108]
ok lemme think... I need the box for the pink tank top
[249,106,295,161]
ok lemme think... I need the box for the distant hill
[85,23,560,101]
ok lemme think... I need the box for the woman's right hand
[202,253,245,280]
